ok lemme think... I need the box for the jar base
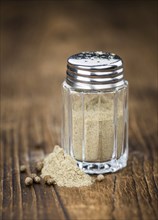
[76,152,128,174]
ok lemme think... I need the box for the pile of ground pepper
[21,145,104,187]
[41,145,94,187]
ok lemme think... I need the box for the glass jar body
[61,81,128,174]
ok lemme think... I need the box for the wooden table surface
[1,1,158,220]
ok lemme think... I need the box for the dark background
[1,0,157,100]
[1,1,158,220]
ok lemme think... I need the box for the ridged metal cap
[66,51,125,90]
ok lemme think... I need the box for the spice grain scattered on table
[25,177,33,186]
[96,174,105,182]
[20,165,27,173]
[22,145,109,187]
[36,161,43,172]
[41,145,94,187]
[34,176,41,183]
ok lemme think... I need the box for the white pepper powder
[41,145,94,187]
[71,90,125,162]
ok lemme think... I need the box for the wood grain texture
[0,1,158,220]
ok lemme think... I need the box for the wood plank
[42,97,158,220]
[113,177,142,220]
[42,115,70,220]
[18,120,38,220]
[11,126,23,220]
[0,133,4,220]
[1,90,157,220]
[27,113,67,220]
[1,129,13,220]
[130,112,158,220]
[44,115,141,220]
[1,1,158,220]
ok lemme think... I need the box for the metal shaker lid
[66,51,125,90]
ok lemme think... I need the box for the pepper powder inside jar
[62,51,128,174]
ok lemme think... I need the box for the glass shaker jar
[61,51,128,174]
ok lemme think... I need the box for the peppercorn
[46,178,55,186]
[25,177,33,186]
[96,174,105,182]
[20,165,27,173]
[43,175,55,185]
[43,175,52,183]
[36,161,43,172]
[34,176,41,184]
